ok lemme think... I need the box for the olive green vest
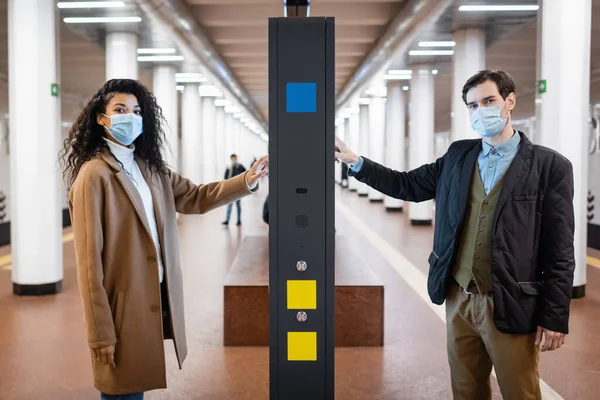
[453,164,506,293]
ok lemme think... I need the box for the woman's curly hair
[60,79,169,186]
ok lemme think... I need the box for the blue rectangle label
[286,83,316,113]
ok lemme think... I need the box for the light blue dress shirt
[349,131,521,196]
[478,131,521,195]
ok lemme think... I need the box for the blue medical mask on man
[469,102,508,138]
[102,113,143,146]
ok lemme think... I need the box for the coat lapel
[458,142,481,214]
[492,132,533,232]
[100,151,154,241]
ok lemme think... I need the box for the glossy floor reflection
[0,186,599,399]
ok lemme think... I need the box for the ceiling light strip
[57,1,125,9]
[459,5,539,12]
[63,16,142,23]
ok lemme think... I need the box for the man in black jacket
[335,70,575,400]
[222,154,246,226]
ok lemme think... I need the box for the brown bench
[224,235,384,347]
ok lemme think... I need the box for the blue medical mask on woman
[102,113,143,146]
[469,104,508,138]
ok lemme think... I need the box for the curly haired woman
[60,79,268,399]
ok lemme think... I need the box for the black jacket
[225,164,246,179]
[350,132,575,334]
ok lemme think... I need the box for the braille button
[476,241,482,246]
[151,305,159,312]
[147,256,156,262]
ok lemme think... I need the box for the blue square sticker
[286,83,316,113]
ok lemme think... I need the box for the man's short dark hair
[230,154,237,158]
[462,70,516,104]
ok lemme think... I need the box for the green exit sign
[537,79,547,94]
[51,83,59,97]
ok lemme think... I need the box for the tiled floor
[0,187,599,399]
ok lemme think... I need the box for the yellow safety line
[587,256,600,270]
[0,232,74,271]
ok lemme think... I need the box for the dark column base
[386,207,403,212]
[349,188,357,192]
[572,284,585,299]
[588,223,600,250]
[63,208,72,228]
[14,281,62,296]
[411,219,432,226]
[0,222,9,247]
[358,193,368,197]
[369,199,383,203]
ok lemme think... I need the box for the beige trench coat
[68,150,255,395]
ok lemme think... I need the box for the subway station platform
[0,187,598,400]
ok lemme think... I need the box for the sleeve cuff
[349,156,364,173]
[244,172,258,192]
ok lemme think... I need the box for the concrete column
[106,32,138,80]
[342,117,352,188]
[200,96,216,182]
[181,84,202,183]
[357,103,370,196]
[451,28,485,142]
[153,65,178,170]
[233,119,242,154]
[384,81,405,211]
[335,124,343,184]
[224,113,234,161]
[348,110,360,192]
[409,65,435,225]
[239,126,249,167]
[368,96,386,201]
[9,0,62,295]
[537,0,591,297]
[214,105,226,179]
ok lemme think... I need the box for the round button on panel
[296,311,307,322]
[296,261,307,272]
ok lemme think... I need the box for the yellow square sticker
[288,332,317,361]
[287,280,317,309]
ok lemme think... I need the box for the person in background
[60,79,268,400]
[335,70,574,400]
[223,154,246,226]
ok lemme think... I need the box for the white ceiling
[184,0,407,120]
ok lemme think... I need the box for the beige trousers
[445,280,541,400]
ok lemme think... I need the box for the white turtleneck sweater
[104,138,164,283]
